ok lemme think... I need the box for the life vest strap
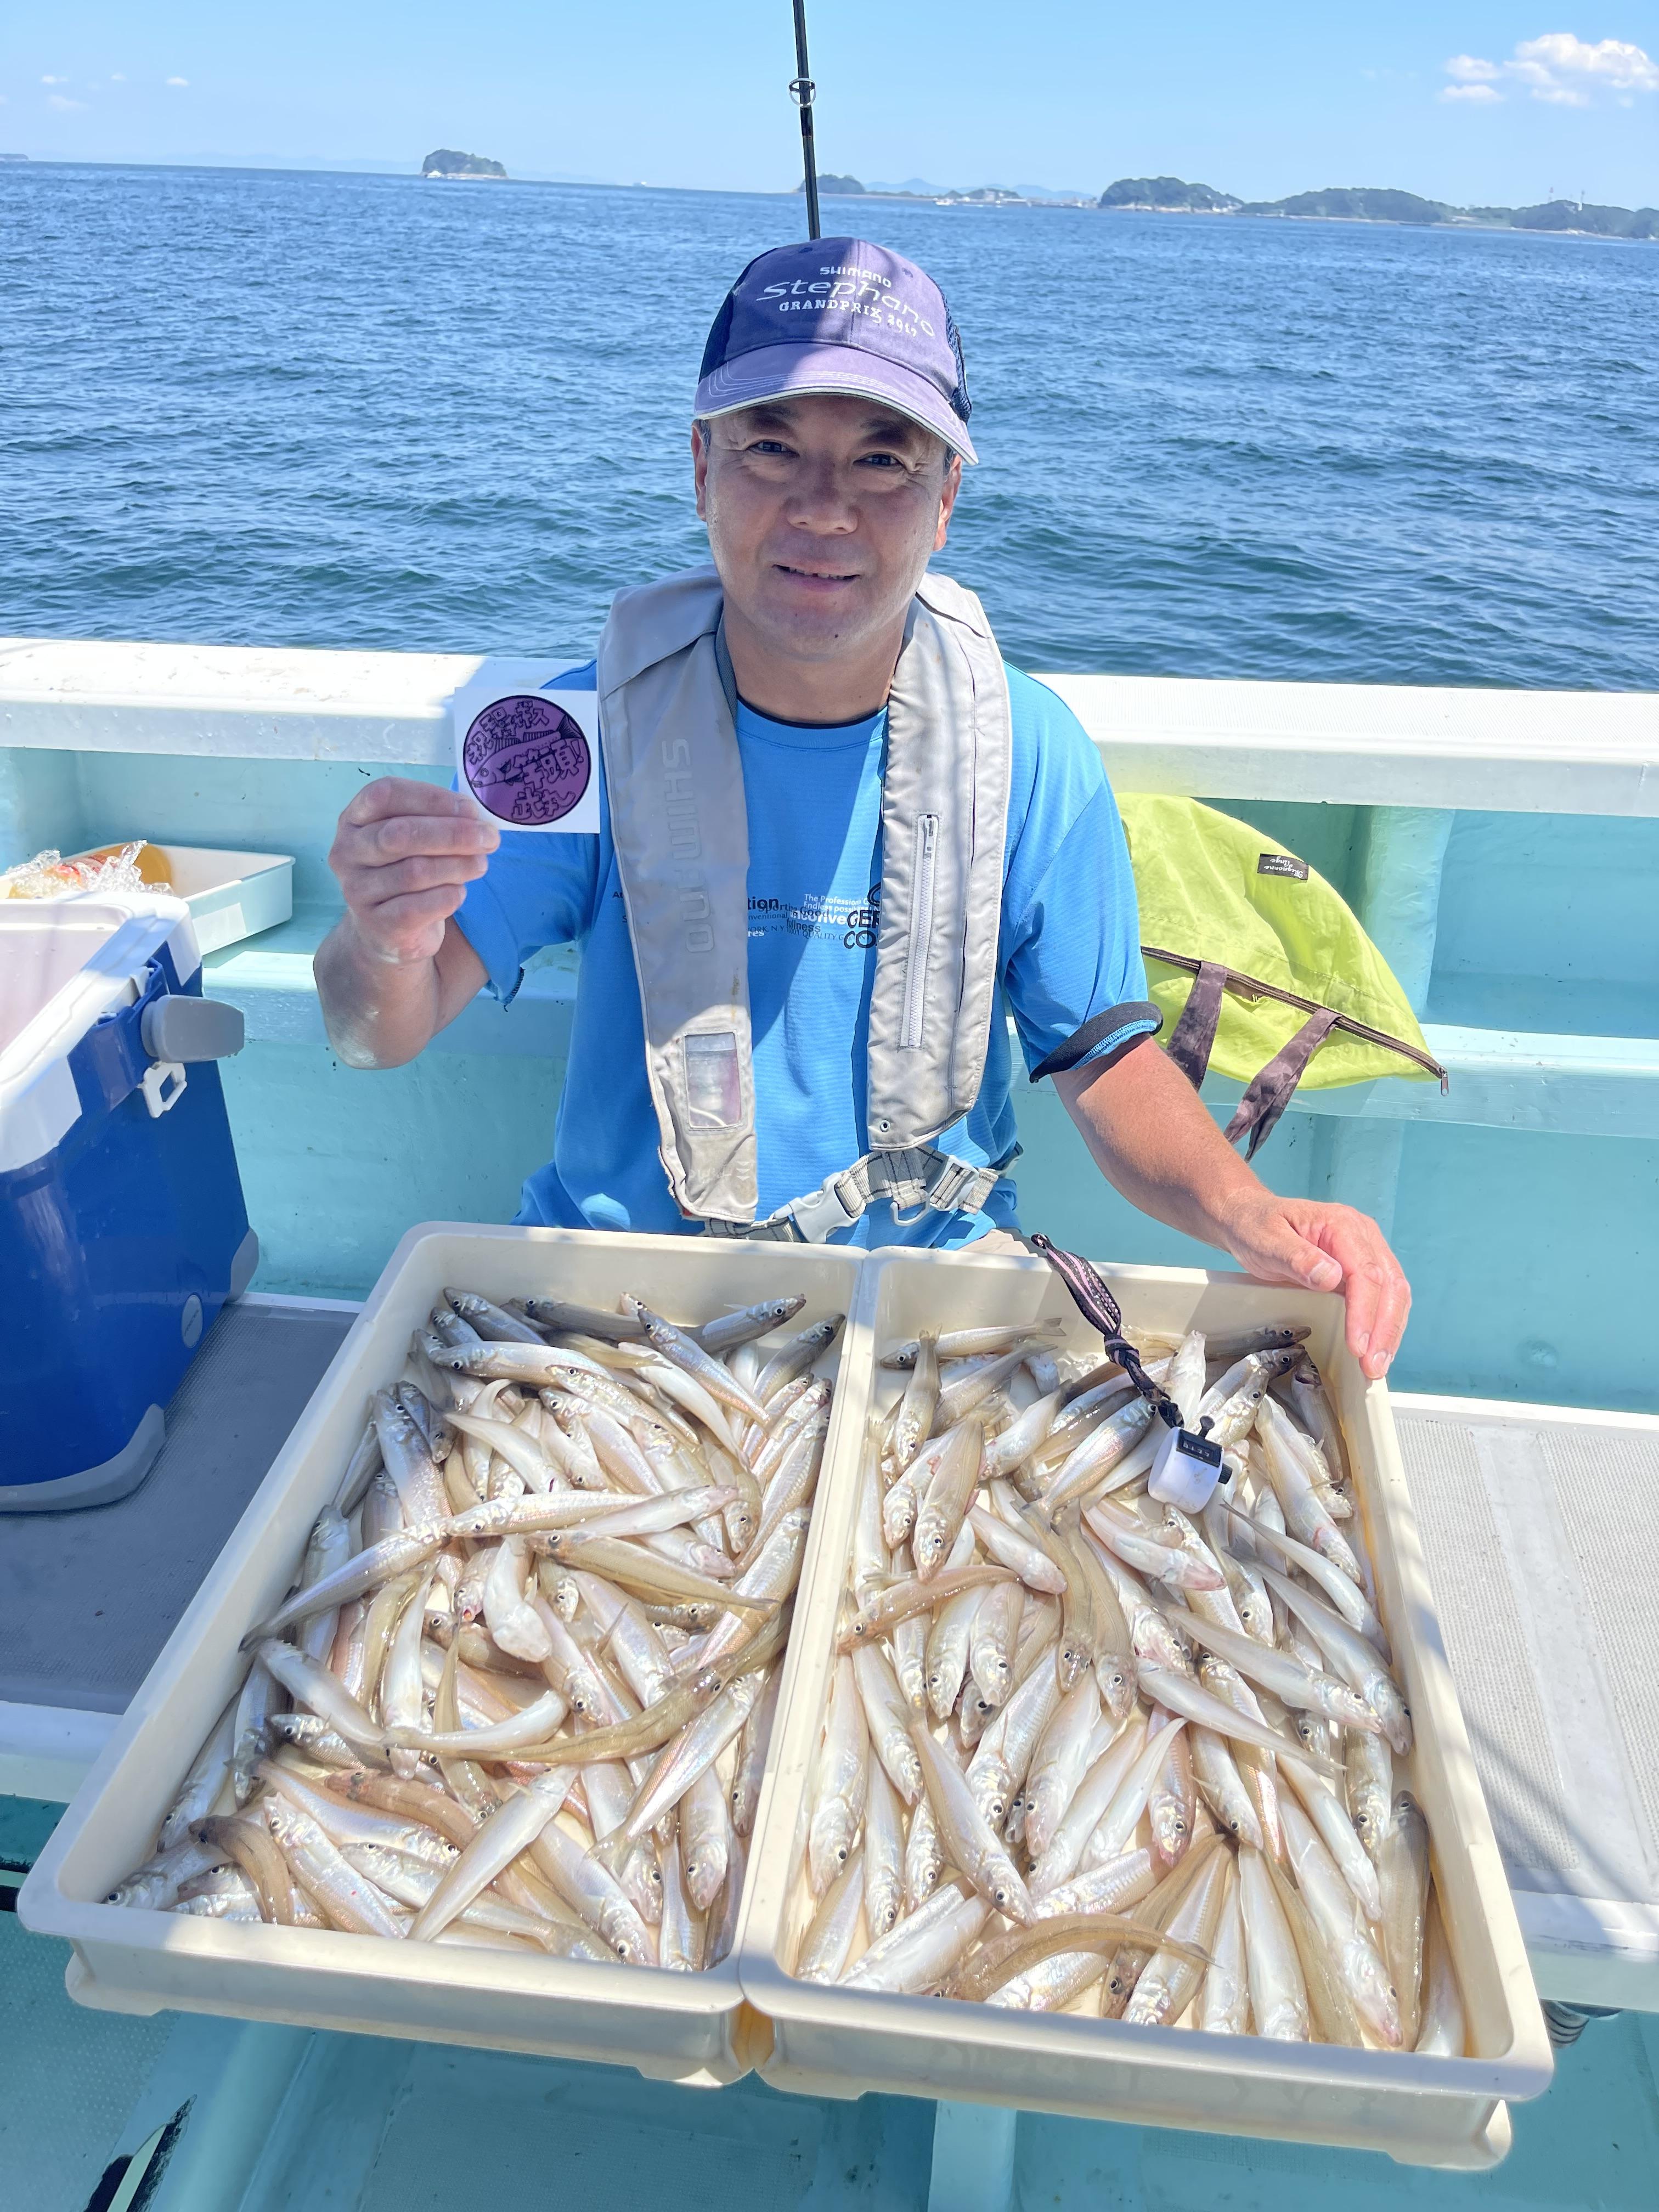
[704,1146,1008,1244]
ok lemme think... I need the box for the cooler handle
[139,995,246,1064]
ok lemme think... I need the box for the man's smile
[774,561,861,585]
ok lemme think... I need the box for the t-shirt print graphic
[748,885,880,951]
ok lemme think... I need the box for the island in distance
[422,148,507,180]
[795,168,1655,238]
[1101,176,1658,238]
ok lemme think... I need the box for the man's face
[693,394,961,665]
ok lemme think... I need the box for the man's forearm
[314,916,450,1069]
[1054,1040,1261,1249]
[1054,1036,1411,1376]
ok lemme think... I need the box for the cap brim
[694,342,977,465]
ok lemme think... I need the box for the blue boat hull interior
[4,1790,1657,2212]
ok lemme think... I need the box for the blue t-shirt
[455,659,1154,1245]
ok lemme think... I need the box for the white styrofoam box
[69,845,295,953]
[20,1223,868,2086]
[736,1248,1552,2168]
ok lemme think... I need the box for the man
[317,239,1408,1378]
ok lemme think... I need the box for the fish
[754,1316,844,1403]
[862,1760,906,1938]
[1252,1396,1363,1584]
[1345,1729,1393,1863]
[445,1289,545,1344]
[1024,1674,1103,1861]
[1238,1844,1310,2040]
[1198,1861,1249,2034]
[1122,1843,1229,2025]
[1030,1717,1148,1898]
[1259,1567,1413,1754]
[1086,1500,1224,1591]
[160,1697,238,1848]
[372,1387,449,1525]
[854,1643,924,1805]
[912,1418,986,1579]
[264,1796,407,1938]
[912,1722,1035,1923]
[696,1296,805,1357]
[1279,1795,1402,2045]
[1415,1895,1466,2056]
[882,1321,1065,1369]
[625,1297,769,1426]
[890,1331,940,1472]
[807,1657,869,1894]
[797,1852,865,1982]
[1379,1791,1430,2046]
[729,1661,782,1837]
[965,1637,1059,1828]
[948,1909,1203,2007]
[840,1884,989,1993]
[837,1564,1014,1651]
[1153,1602,1384,1733]
[1147,1723,1197,1869]
[521,1296,647,1343]
[788,1304,1460,2051]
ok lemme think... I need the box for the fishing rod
[789,0,821,239]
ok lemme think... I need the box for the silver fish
[697,1296,805,1357]
[1379,1790,1430,2046]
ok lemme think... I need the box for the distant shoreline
[6,159,1654,242]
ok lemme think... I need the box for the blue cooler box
[0,895,256,1510]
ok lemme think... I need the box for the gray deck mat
[1395,1403,1659,1914]
[0,1301,352,1713]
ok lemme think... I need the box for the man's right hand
[327,778,500,965]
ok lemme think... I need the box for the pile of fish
[111,1285,840,1973]
[792,1316,1466,2055]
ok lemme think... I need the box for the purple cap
[695,238,976,464]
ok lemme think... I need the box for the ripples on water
[3,163,1655,687]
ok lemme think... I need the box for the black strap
[1030,1001,1163,1085]
[1144,945,1448,1088]
[1223,1007,1342,1160]
[1028,1234,1184,1434]
[1164,959,1227,1091]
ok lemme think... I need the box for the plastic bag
[0,843,171,901]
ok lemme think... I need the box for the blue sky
[6,4,1657,207]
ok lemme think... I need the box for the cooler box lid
[0,894,201,1175]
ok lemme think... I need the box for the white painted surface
[4,636,1655,814]
[0,1702,118,1804]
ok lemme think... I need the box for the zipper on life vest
[901,813,939,1050]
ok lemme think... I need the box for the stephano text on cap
[694,238,977,465]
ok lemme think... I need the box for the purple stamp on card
[461,695,592,826]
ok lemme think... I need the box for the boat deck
[3,1296,1658,2209]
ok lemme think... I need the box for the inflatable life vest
[594,566,1015,1241]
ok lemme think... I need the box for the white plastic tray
[20,1223,867,2086]
[69,844,294,953]
[736,1248,1552,2167]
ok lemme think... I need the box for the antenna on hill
[789,0,822,240]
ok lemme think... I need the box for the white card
[450,661,601,834]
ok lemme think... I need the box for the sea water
[3,161,1655,689]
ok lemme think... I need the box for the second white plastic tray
[736,1248,1551,2167]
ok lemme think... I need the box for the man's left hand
[1212,1189,1410,1380]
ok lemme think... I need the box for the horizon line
[2,155,1647,216]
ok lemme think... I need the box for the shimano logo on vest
[659,734,713,953]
